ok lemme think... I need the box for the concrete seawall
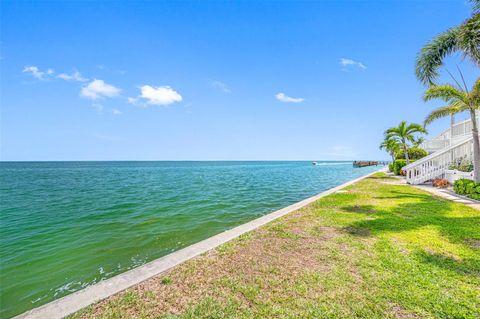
[14,168,385,319]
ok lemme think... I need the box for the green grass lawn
[71,173,480,319]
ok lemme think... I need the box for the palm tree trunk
[469,110,480,182]
[402,138,410,165]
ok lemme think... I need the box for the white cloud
[80,79,121,100]
[340,58,367,71]
[112,109,123,115]
[211,81,231,93]
[131,85,183,106]
[275,92,305,103]
[22,65,54,80]
[58,71,88,82]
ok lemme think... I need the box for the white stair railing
[420,117,479,153]
[404,136,474,184]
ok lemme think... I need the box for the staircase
[420,117,476,154]
[404,136,474,184]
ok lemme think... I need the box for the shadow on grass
[375,190,436,201]
[342,205,378,214]
[415,250,480,276]
[339,184,480,273]
[368,175,396,181]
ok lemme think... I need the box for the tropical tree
[413,136,425,148]
[416,0,480,181]
[379,137,400,162]
[423,80,480,181]
[384,121,427,165]
[415,1,479,85]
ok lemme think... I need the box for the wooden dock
[353,160,388,167]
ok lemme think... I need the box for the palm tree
[415,1,479,85]
[379,137,400,162]
[384,121,427,165]
[423,80,480,181]
[413,136,425,148]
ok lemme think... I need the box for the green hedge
[392,159,416,175]
[453,179,480,200]
[393,160,406,175]
[388,163,394,173]
[395,147,428,160]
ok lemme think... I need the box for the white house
[403,117,477,184]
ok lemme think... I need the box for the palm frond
[384,132,400,142]
[413,136,425,147]
[458,13,480,66]
[423,84,467,103]
[471,0,480,14]
[405,123,428,135]
[472,78,480,106]
[415,28,459,85]
[423,103,467,126]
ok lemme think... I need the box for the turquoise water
[0,161,382,318]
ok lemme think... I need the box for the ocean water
[0,161,382,318]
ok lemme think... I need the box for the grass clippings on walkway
[71,173,480,319]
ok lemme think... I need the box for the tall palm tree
[415,1,479,85]
[379,137,400,162]
[384,121,427,165]
[423,80,480,181]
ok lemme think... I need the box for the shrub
[453,178,480,200]
[393,159,406,175]
[453,179,473,195]
[388,163,394,172]
[395,147,428,160]
[448,158,474,172]
[392,159,416,176]
[432,178,449,188]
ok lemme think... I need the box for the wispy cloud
[22,65,54,80]
[339,58,367,71]
[58,71,88,82]
[80,79,121,100]
[211,81,231,93]
[129,85,182,106]
[275,92,305,103]
[112,109,123,115]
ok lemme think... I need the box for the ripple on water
[0,161,382,318]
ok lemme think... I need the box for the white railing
[421,139,450,152]
[404,136,473,184]
[420,117,478,153]
[451,119,473,137]
[444,169,474,184]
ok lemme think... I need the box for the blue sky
[1,0,478,161]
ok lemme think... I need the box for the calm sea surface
[0,161,382,318]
